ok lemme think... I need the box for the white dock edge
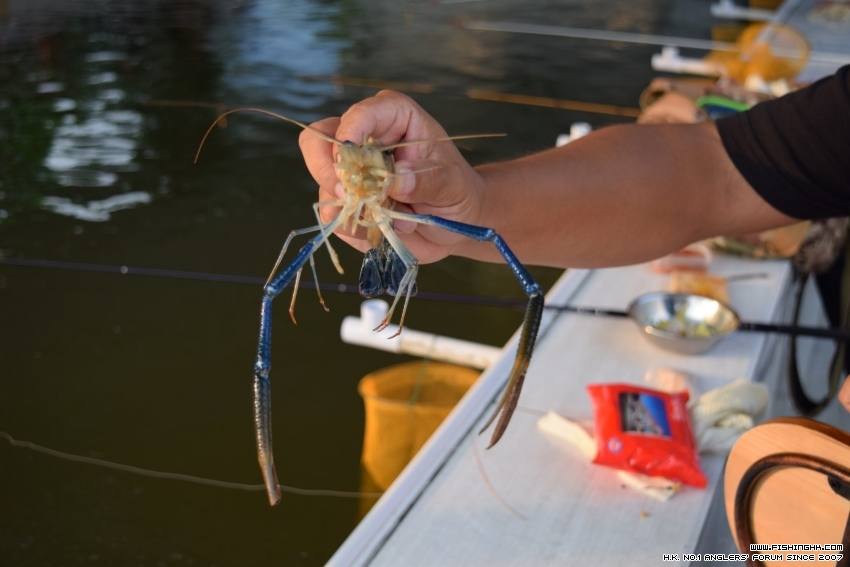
[326,268,592,567]
[327,255,848,567]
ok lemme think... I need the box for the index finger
[299,116,342,190]
[336,90,445,151]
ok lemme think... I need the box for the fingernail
[334,181,345,199]
[393,167,415,198]
[394,219,415,234]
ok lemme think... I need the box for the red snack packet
[586,383,707,488]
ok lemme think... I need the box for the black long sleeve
[716,65,850,219]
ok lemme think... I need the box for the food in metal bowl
[627,292,740,354]
[652,304,721,338]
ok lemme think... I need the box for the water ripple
[41,191,152,222]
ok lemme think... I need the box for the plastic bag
[587,383,707,488]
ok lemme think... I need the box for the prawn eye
[383,149,394,157]
[342,140,356,147]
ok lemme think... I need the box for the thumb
[391,159,458,207]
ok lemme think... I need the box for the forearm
[453,121,795,268]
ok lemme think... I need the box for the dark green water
[0,0,717,564]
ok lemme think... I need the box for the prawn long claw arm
[381,211,544,448]
[254,213,348,506]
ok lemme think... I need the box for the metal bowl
[626,292,740,355]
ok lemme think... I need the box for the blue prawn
[196,109,544,506]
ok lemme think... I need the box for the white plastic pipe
[340,299,501,370]
[555,121,592,148]
[711,0,774,21]
[651,46,726,77]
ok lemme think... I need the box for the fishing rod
[3,257,849,341]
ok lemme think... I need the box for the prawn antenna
[194,107,343,164]
[377,133,506,151]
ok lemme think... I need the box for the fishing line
[0,257,625,316]
[471,436,526,521]
[7,257,848,340]
[0,257,540,311]
[408,334,438,407]
[0,430,381,499]
[0,257,687,319]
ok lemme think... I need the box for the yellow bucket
[358,361,479,491]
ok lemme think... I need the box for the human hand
[299,90,487,265]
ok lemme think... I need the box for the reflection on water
[45,109,141,171]
[0,0,717,564]
[212,1,349,114]
[42,191,152,221]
